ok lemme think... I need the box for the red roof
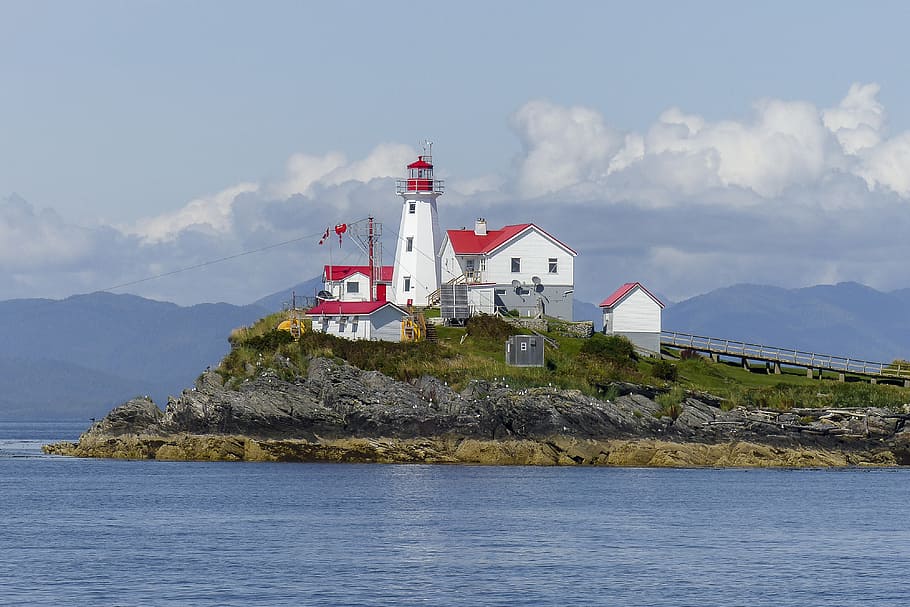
[446,223,576,256]
[305,300,406,316]
[599,282,664,309]
[407,158,433,169]
[324,265,393,282]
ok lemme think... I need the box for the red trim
[599,282,664,309]
[407,159,433,169]
[306,300,407,316]
[445,223,576,256]
[324,265,393,282]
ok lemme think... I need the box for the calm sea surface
[1,422,909,606]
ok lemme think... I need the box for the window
[520,342,528,352]
[494,289,506,295]
[406,237,413,252]
[549,258,558,273]
[347,282,359,294]
[338,318,346,332]
[518,287,530,295]
[408,201,416,214]
[511,257,521,273]
[404,276,411,292]
[351,317,359,334]
[465,259,475,272]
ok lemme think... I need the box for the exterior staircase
[425,323,438,344]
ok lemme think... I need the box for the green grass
[219,313,910,411]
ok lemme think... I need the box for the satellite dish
[531,276,541,285]
[535,284,544,293]
[316,290,335,301]
[511,279,521,288]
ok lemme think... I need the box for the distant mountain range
[663,282,910,363]
[0,293,270,420]
[1,280,908,421]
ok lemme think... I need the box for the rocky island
[46,351,910,467]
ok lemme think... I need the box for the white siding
[309,306,407,342]
[439,240,460,283]
[467,285,495,315]
[325,272,371,302]
[310,313,370,339]
[485,229,574,287]
[372,306,406,341]
[391,193,443,306]
[611,287,661,333]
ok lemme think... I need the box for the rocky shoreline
[45,357,910,467]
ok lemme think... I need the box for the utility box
[505,335,544,367]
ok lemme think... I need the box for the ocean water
[1,422,909,606]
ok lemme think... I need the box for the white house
[437,219,576,319]
[599,282,664,355]
[323,264,393,302]
[305,300,409,342]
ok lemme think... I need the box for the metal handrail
[661,330,910,379]
[395,179,445,194]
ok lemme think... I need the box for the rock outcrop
[45,357,910,467]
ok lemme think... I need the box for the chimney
[474,218,487,236]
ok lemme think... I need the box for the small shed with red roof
[306,300,409,342]
[599,282,664,355]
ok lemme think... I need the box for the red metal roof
[305,300,406,316]
[599,282,664,309]
[324,265,393,282]
[445,223,576,255]
[407,158,433,169]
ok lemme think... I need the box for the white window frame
[548,258,558,274]
[406,237,413,252]
[404,276,411,292]
[511,257,521,273]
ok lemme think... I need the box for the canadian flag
[318,227,330,245]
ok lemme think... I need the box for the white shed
[599,282,664,355]
[306,300,408,342]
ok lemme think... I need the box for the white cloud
[507,83,910,204]
[510,100,623,198]
[822,83,884,155]
[0,194,96,269]
[272,143,414,199]
[127,182,259,244]
[856,132,910,196]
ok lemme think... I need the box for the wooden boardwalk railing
[661,330,910,381]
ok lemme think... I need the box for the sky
[3,1,910,306]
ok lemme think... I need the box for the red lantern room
[396,142,445,195]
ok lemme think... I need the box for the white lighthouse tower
[391,142,444,307]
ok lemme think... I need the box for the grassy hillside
[222,313,910,413]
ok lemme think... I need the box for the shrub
[655,386,686,421]
[465,315,519,340]
[581,334,637,362]
[651,360,678,381]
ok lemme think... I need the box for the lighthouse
[391,142,445,307]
